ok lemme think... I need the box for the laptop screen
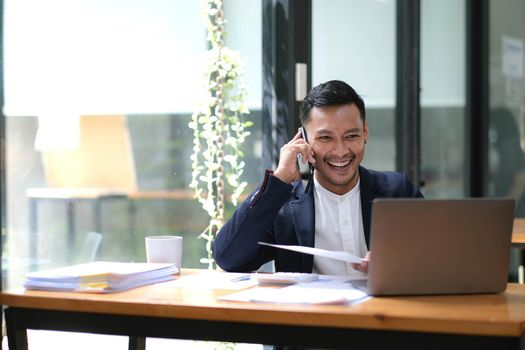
[367,198,515,296]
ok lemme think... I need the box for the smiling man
[212,80,423,275]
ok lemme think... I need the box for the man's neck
[313,175,360,196]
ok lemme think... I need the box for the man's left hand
[351,251,370,273]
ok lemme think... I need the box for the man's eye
[318,135,331,141]
[346,134,360,140]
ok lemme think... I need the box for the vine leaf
[189,0,251,270]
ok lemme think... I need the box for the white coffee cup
[145,235,183,267]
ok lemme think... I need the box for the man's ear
[363,121,369,143]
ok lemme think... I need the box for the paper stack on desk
[219,275,369,305]
[24,261,179,293]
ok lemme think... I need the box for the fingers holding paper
[352,252,370,273]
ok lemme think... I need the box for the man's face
[304,103,368,195]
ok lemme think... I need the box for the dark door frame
[466,0,490,197]
[396,0,421,186]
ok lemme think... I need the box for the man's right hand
[273,129,315,184]
[351,251,370,274]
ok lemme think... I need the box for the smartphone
[297,127,314,178]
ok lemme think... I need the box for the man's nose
[332,138,348,157]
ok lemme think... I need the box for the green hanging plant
[189,0,252,270]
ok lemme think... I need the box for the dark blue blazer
[212,166,423,273]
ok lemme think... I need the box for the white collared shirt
[312,177,368,277]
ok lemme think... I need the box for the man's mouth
[327,159,352,168]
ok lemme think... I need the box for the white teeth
[327,160,351,167]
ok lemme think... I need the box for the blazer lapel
[290,181,315,271]
[359,166,377,248]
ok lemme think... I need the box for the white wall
[421,0,466,107]
[3,0,261,116]
[224,0,262,110]
[312,0,396,108]
[312,0,466,108]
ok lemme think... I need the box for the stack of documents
[24,261,179,293]
[255,272,319,285]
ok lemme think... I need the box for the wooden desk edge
[2,284,525,338]
[512,232,525,246]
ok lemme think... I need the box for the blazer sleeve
[401,172,424,198]
[212,170,294,272]
[363,167,424,199]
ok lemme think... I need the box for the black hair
[299,80,366,124]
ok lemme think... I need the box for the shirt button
[342,220,348,225]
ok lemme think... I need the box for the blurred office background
[1,0,525,290]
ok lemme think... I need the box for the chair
[75,231,103,263]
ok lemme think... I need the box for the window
[420,0,467,198]
[312,0,397,171]
[3,0,262,288]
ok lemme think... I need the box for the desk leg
[93,199,103,257]
[128,200,137,254]
[129,336,146,350]
[28,198,38,271]
[5,308,28,350]
[93,198,102,234]
[66,200,76,263]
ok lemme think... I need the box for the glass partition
[312,0,397,171]
[488,0,525,216]
[488,0,525,282]
[3,0,262,289]
[420,0,466,198]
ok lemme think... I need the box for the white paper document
[258,242,363,264]
[159,271,257,290]
[219,275,369,305]
[24,261,179,293]
[255,272,319,285]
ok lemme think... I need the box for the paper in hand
[258,242,363,264]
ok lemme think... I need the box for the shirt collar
[313,176,360,202]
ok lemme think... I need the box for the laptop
[366,198,515,296]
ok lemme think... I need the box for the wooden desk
[513,218,525,283]
[514,233,525,247]
[513,218,525,247]
[2,270,525,350]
